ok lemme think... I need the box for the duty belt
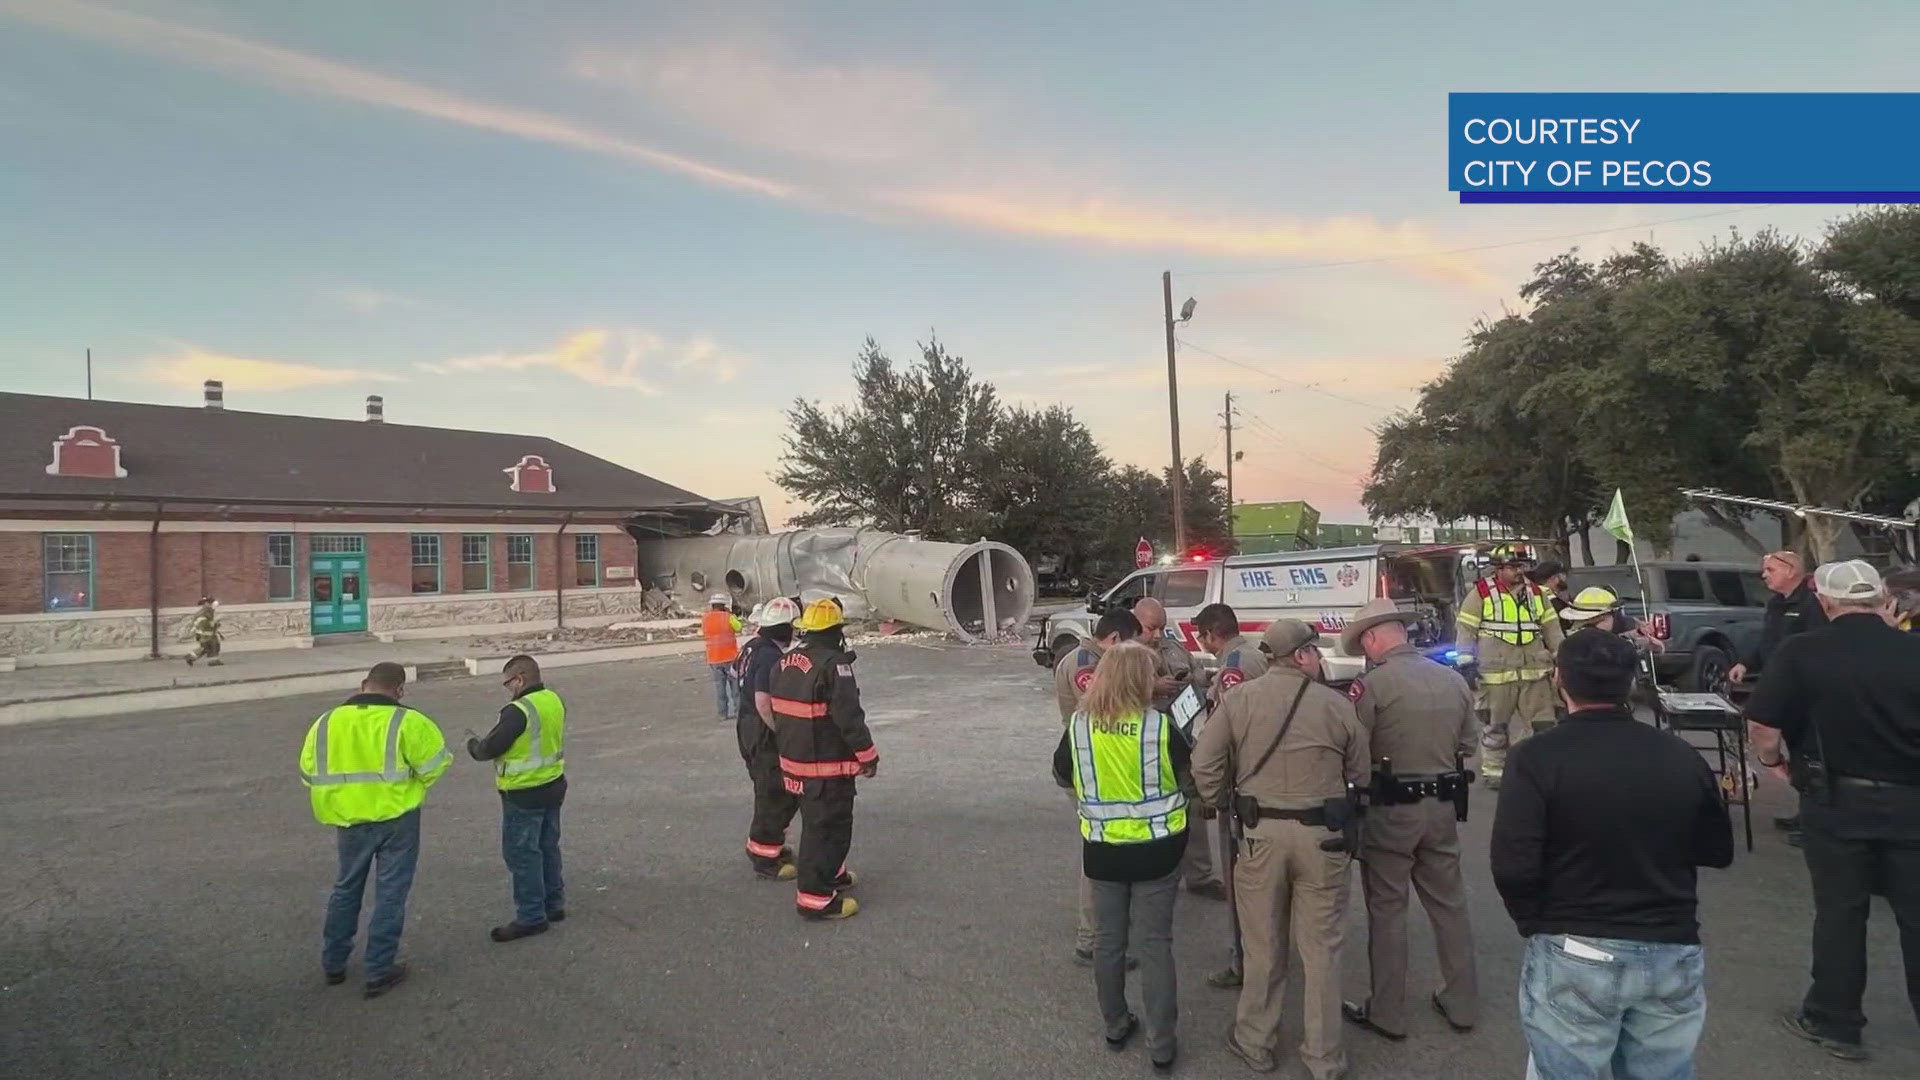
[1375,771,1471,805]
[1244,804,1326,826]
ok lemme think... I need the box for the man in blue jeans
[300,662,452,998]
[467,654,568,942]
[1491,630,1733,1079]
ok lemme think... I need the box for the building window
[43,533,94,611]
[507,534,535,590]
[575,534,600,587]
[410,534,441,594]
[268,534,295,600]
[312,534,365,554]
[461,534,491,592]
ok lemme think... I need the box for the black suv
[1566,561,1769,692]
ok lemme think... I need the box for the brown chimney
[203,380,224,409]
[366,395,385,423]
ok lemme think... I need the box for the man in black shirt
[1492,630,1732,1079]
[1747,560,1920,1062]
[1729,550,1827,841]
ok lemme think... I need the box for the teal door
[310,553,368,634]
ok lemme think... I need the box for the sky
[3,0,1915,527]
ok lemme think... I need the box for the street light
[1163,272,1196,555]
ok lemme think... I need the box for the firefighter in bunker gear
[769,599,879,920]
[1455,544,1562,788]
[738,596,802,880]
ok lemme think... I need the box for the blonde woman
[1052,641,1192,1072]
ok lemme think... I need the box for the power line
[1174,336,1399,412]
[1174,205,1777,277]
[1236,412,1369,479]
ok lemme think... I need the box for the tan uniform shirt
[1346,643,1477,775]
[1053,640,1105,723]
[1207,633,1270,706]
[1192,666,1369,812]
[1149,634,1197,712]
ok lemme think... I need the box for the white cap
[709,592,730,606]
[1814,559,1884,601]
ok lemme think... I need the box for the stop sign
[1135,538,1153,568]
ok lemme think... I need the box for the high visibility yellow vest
[1068,708,1188,844]
[497,688,566,791]
[300,703,451,827]
[1472,582,1551,646]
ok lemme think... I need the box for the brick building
[0,385,732,666]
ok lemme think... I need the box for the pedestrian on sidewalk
[186,596,223,666]
[467,654,568,942]
[1747,560,1920,1063]
[703,593,743,720]
[1492,630,1732,1080]
[1053,641,1191,1073]
[299,662,452,999]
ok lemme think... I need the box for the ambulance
[1031,543,1484,685]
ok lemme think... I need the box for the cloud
[0,2,1500,289]
[574,41,965,165]
[892,190,1502,290]
[139,346,398,391]
[0,0,791,200]
[325,287,420,314]
[420,329,742,392]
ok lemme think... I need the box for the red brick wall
[94,532,154,611]
[368,533,413,599]
[0,534,40,614]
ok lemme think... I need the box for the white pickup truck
[1031,543,1479,684]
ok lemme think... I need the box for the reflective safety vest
[1466,580,1552,647]
[300,702,451,827]
[1068,708,1188,844]
[496,688,566,791]
[704,610,741,664]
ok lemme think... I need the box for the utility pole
[1162,271,1187,555]
[86,348,93,400]
[1222,391,1235,526]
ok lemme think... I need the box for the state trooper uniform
[1209,631,1270,704]
[1337,600,1480,1042]
[1193,621,1369,1080]
[1456,545,1562,788]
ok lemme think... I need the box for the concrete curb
[0,639,711,726]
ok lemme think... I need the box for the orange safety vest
[703,609,740,664]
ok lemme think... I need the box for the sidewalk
[0,635,706,726]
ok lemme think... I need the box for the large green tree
[976,404,1114,576]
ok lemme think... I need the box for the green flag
[1602,488,1634,544]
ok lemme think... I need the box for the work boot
[1224,1029,1277,1073]
[754,862,799,881]
[546,908,566,923]
[324,969,346,986]
[1206,966,1242,989]
[207,659,224,667]
[1780,1010,1869,1061]
[1186,879,1228,901]
[185,654,197,667]
[490,921,550,943]
[362,962,409,999]
[1342,1000,1407,1041]
[799,895,860,921]
[832,869,859,890]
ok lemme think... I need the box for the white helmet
[758,596,801,627]
[746,603,766,625]
[709,592,730,607]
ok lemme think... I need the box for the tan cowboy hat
[1340,598,1421,655]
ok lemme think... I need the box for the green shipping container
[1233,501,1320,544]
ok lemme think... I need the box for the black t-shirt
[735,635,786,761]
[1746,613,1920,784]
[1744,581,1827,672]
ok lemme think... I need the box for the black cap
[1555,627,1638,705]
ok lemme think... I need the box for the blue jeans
[711,663,740,718]
[322,808,420,980]
[1520,934,1706,1080]
[502,803,564,926]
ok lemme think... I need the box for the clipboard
[1169,683,1207,739]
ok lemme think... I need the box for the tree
[775,337,999,538]
[976,404,1113,576]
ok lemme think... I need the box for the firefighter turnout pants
[744,746,800,873]
[1479,676,1555,784]
[792,776,857,912]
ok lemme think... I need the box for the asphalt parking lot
[2,640,1914,1078]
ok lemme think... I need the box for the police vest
[1473,580,1551,646]
[496,689,566,791]
[301,703,451,827]
[1067,708,1189,844]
